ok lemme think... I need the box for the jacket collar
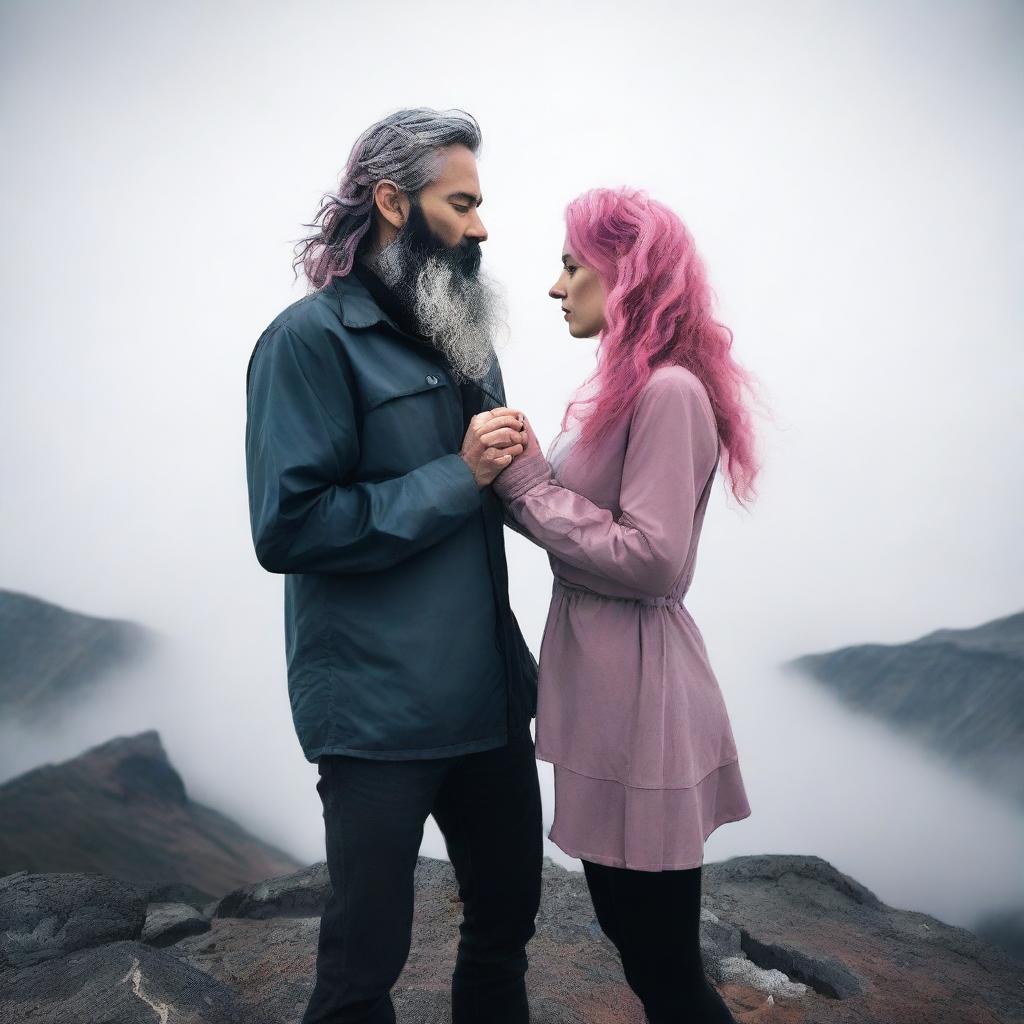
[326,269,505,408]
[328,271,406,332]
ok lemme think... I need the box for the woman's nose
[549,282,565,299]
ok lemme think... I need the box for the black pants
[581,859,737,1024]
[301,728,543,1024]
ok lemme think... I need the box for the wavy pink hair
[561,187,765,507]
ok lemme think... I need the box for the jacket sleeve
[491,375,718,596]
[473,359,536,543]
[245,324,482,574]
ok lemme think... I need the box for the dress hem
[547,806,753,873]
[536,751,744,792]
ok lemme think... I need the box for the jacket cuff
[491,450,551,502]
[438,453,484,512]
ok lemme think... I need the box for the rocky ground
[1,852,1021,1024]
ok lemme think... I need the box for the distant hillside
[0,730,303,901]
[785,610,1024,806]
[0,589,152,724]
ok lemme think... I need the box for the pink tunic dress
[492,365,752,871]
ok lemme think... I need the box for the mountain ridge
[0,729,303,900]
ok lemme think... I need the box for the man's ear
[373,179,409,230]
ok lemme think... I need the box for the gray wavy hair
[292,107,482,289]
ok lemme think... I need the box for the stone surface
[212,860,331,920]
[0,870,146,969]
[2,853,1021,1024]
[0,939,262,1024]
[703,854,1024,1023]
[141,880,216,911]
[142,902,211,948]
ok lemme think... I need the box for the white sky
[1,0,1022,932]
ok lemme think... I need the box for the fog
[1,0,1022,936]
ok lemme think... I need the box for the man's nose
[465,210,488,243]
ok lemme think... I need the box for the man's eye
[452,204,470,213]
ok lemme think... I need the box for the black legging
[581,859,737,1024]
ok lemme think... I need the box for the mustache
[398,201,482,279]
[410,236,481,279]
[450,239,482,276]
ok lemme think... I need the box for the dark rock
[703,854,1024,1022]
[3,853,1021,1024]
[213,861,330,920]
[0,870,146,969]
[139,879,213,912]
[170,916,322,1023]
[740,932,866,999]
[391,987,453,1023]
[164,852,1024,1022]
[142,902,210,947]
[699,906,744,958]
[170,857,765,1024]
[0,939,262,1024]
[534,856,604,943]
[707,852,884,909]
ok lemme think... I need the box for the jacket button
[426,374,440,385]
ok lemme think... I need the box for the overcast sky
[1,0,1022,932]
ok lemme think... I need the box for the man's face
[415,144,488,250]
[365,144,503,382]
[401,197,482,279]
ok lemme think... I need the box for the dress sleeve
[491,375,718,596]
[501,501,534,540]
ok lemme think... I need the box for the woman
[487,187,761,1023]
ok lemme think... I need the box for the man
[244,108,543,1024]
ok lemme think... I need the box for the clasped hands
[459,407,537,488]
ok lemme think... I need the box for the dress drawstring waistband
[553,577,685,609]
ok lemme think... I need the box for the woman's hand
[460,407,528,488]
[485,410,544,467]
[514,414,543,462]
[488,410,549,501]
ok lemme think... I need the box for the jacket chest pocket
[359,371,464,475]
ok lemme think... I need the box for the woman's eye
[566,266,577,276]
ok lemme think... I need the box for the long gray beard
[369,244,508,382]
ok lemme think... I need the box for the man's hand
[460,407,529,488]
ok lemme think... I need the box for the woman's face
[549,237,607,339]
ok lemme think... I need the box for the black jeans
[581,859,737,1024]
[301,728,543,1024]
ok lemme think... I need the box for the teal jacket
[244,269,537,762]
